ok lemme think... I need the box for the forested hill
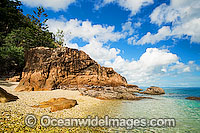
[0,0,61,76]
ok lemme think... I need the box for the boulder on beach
[185,97,200,101]
[32,98,78,112]
[140,86,165,95]
[0,87,19,103]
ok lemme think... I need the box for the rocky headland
[15,47,127,91]
[14,47,155,100]
[0,47,165,132]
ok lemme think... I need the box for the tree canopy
[0,0,57,76]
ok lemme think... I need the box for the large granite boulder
[15,47,127,91]
[0,87,19,103]
[32,98,77,112]
[140,86,165,95]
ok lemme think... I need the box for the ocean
[92,87,200,132]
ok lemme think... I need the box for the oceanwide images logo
[24,114,176,129]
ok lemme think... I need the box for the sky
[20,0,200,87]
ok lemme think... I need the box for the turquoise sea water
[94,87,200,132]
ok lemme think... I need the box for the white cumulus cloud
[96,0,154,16]
[80,39,120,64]
[47,18,124,63]
[135,26,172,45]
[21,0,76,11]
[169,61,200,74]
[150,3,180,26]
[108,48,200,86]
[106,48,179,85]
[135,0,200,44]
[122,21,134,36]
[47,18,124,44]
[47,18,200,86]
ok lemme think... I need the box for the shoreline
[0,80,119,132]
[1,80,200,132]
[0,80,110,118]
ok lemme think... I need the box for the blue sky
[20,0,200,87]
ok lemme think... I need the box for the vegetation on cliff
[0,0,58,76]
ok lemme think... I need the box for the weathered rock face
[185,97,200,101]
[15,47,127,91]
[140,86,165,95]
[0,87,19,103]
[32,98,77,112]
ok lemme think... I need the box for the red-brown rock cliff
[15,47,127,91]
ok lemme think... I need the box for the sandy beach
[0,80,121,132]
[3,80,198,132]
[0,80,103,117]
